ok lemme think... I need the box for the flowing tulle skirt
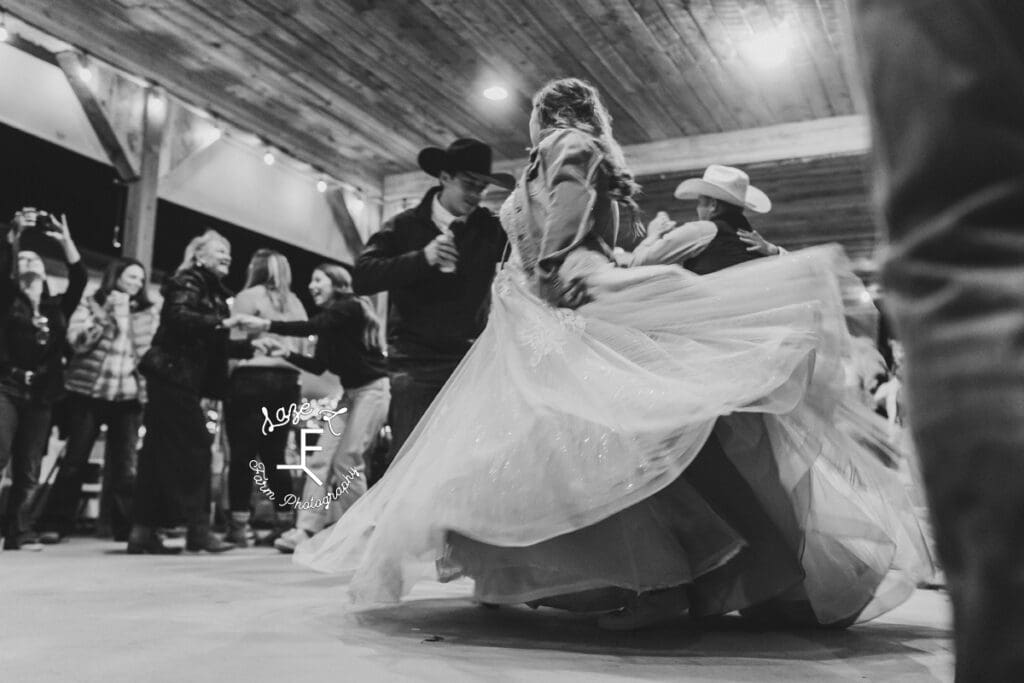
[295,246,933,625]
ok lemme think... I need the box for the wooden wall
[635,153,879,262]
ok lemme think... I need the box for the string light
[5,18,362,204]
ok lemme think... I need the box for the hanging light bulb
[316,179,327,193]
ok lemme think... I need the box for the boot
[226,511,251,548]
[257,510,295,546]
[126,524,182,555]
[185,524,235,553]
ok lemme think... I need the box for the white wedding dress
[295,191,932,626]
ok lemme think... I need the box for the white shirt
[624,220,786,268]
[431,195,459,236]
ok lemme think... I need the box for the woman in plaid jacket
[37,258,158,544]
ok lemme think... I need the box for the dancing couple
[296,78,932,630]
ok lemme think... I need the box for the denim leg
[38,393,102,535]
[101,400,142,540]
[5,403,52,539]
[852,2,1024,679]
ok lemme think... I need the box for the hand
[252,336,288,357]
[107,290,130,309]
[221,314,265,331]
[424,234,459,270]
[45,212,73,246]
[12,207,38,232]
[645,212,677,240]
[737,229,780,256]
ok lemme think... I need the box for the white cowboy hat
[674,165,771,213]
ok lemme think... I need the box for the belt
[2,367,40,388]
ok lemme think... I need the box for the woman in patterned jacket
[37,258,158,544]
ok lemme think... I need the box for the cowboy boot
[226,511,251,547]
[185,523,235,553]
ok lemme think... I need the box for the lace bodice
[499,188,541,276]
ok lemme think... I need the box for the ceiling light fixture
[78,65,93,83]
[742,28,792,70]
[263,151,275,166]
[316,179,327,193]
[483,85,509,101]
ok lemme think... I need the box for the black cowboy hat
[418,138,515,190]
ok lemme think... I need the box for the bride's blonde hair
[532,78,640,212]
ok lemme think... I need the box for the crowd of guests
[0,131,909,559]
[0,212,388,554]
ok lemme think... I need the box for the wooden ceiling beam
[383,114,869,205]
[55,51,140,182]
[5,0,384,196]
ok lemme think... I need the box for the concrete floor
[0,539,953,683]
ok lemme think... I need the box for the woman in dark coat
[127,229,271,554]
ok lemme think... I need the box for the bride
[296,78,932,630]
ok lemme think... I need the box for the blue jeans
[37,393,142,539]
[0,390,53,542]
[852,1,1024,679]
[294,377,390,533]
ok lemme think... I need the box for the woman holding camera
[36,258,159,544]
[0,208,85,551]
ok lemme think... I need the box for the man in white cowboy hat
[353,138,513,482]
[629,164,784,273]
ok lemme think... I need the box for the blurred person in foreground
[851,3,1024,678]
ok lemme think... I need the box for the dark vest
[685,215,766,275]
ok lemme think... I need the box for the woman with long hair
[294,78,932,630]
[128,230,271,554]
[37,258,158,544]
[240,263,389,553]
[223,249,308,546]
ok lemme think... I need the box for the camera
[17,209,54,236]
[30,211,54,232]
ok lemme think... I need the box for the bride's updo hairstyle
[533,78,641,211]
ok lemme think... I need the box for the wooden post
[123,88,167,272]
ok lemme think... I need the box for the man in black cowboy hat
[354,138,513,480]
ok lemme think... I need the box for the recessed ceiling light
[743,29,792,70]
[483,85,508,101]
[263,151,275,165]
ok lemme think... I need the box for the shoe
[127,535,183,555]
[39,531,63,545]
[273,527,312,554]
[596,590,689,631]
[185,532,236,553]
[226,511,252,548]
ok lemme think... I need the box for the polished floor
[0,538,953,683]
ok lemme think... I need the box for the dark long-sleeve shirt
[353,187,507,363]
[269,295,387,390]
[0,222,87,403]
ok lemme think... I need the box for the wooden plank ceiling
[2,0,859,194]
